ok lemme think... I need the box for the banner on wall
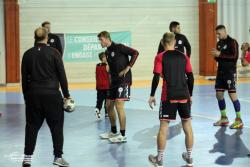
[56,31,131,62]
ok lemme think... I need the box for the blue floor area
[0,84,250,166]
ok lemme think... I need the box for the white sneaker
[99,132,118,139]
[148,154,163,167]
[182,152,193,167]
[109,134,127,143]
[53,157,69,167]
[95,108,101,119]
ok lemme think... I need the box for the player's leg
[107,87,117,132]
[148,101,177,167]
[99,90,106,113]
[95,89,102,119]
[109,99,127,143]
[107,99,117,131]
[116,100,126,133]
[98,90,106,118]
[23,95,45,167]
[148,120,169,167]
[43,92,69,167]
[178,101,194,166]
[104,90,108,118]
[182,119,194,166]
[228,91,243,129]
[214,76,229,126]
[179,102,194,167]
[227,72,243,129]
[214,90,229,126]
[109,85,130,143]
[100,98,118,139]
[108,100,127,143]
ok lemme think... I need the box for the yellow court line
[1,78,250,92]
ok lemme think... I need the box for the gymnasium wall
[0,0,6,85]
[19,0,199,83]
[218,0,250,47]
[218,0,250,77]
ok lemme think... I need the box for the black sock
[111,126,117,134]
[55,155,62,159]
[120,130,126,136]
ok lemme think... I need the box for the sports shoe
[213,116,229,126]
[109,134,127,143]
[22,161,31,167]
[95,108,101,119]
[53,157,69,167]
[99,131,118,139]
[230,118,243,129]
[148,154,163,167]
[182,152,193,167]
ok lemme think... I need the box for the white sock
[23,155,32,163]
[186,148,192,159]
[157,150,164,161]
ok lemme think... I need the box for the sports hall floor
[0,79,250,167]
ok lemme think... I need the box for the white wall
[0,0,6,85]
[19,0,199,83]
[218,0,250,77]
[218,0,250,48]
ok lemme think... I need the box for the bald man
[21,27,70,167]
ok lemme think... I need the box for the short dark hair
[169,21,180,32]
[98,52,106,61]
[34,27,48,42]
[97,31,111,40]
[216,25,226,31]
[41,21,50,27]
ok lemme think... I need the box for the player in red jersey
[95,52,110,119]
[241,42,250,66]
[148,32,194,167]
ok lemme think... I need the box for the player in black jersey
[148,32,194,167]
[97,31,139,143]
[41,21,63,56]
[157,21,191,57]
[211,25,243,129]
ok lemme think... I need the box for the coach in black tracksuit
[21,27,69,167]
[41,21,63,56]
[157,21,191,57]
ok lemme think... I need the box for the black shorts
[159,100,191,121]
[215,72,237,92]
[107,84,130,101]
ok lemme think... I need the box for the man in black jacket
[97,31,139,143]
[211,25,243,129]
[41,21,63,56]
[21,27,70,167]
[157,21,191,57]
